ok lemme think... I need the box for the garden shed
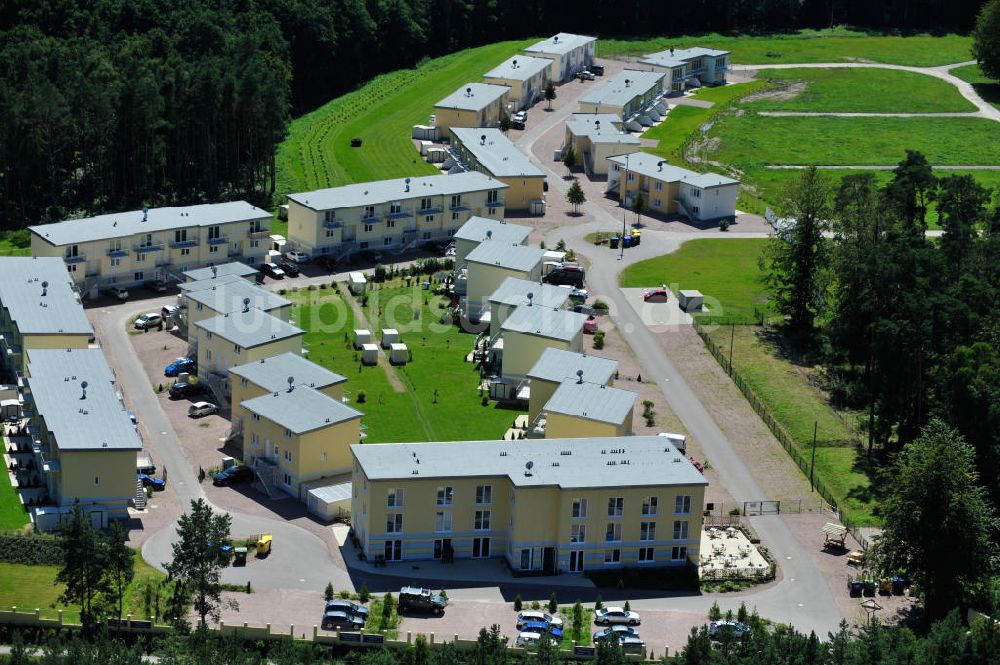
[353,329,371,349]
[361,344,379,365]
[678,290,704,312]
[381,328,399,348]
[390,343,409,365]
[349,272,367,296]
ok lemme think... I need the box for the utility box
[349,272,367,296]
[361,344,379,365]
[678,290,704,312]
[390,343,409,365]
[354,329,371,349]
[381,328,399,349]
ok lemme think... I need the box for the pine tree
[57,502,111,627]
[566,180,586,214]
[166,499,234,626]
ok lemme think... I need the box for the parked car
[324,600,370,621]
[314,255,337,271]
[593,626,639,643]
[212,465,253,486]
[568,287,588,303]
[573,303,596,316]
[168,381,208,399]
[284,250,311,263]
[579,70,595,80]
[515,631,560,648]
[188,401,219,418]
[515,611,564,630]
[510,119,526,130]
[583,316,599,334]
[161,304,181,321]
[164,357,196,377]
[261,262,286,279]
[708,620,752,639]
[133,313,163,330]
[522,621,563,641]
[106,286,129,301]
[277,259,300,277]
[321,610,365,631]
[145,279,169,293]
[543,263,585,288]
[594,607,641,626]
[620,636,646,654]
[137,473,166,491]
[398,587,447,615]
[643,288,669,303]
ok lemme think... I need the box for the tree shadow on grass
[972,82,1000,108]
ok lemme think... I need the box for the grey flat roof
[25,348,142,451]
[230,352,347,392]
[501,305,587,342]
[579,70,665,108]
[179,273,244,293]
[488,278,570,310]
[527,348,618,385]
[184,262,257,282]
[637,52,688,69]
[184,280,290,315]
[454,217,530,245]
[669,46,731,59]
[288,172,507,212]
[525,33,597,56]
[483,55,553,81]
[193,308,303,349]
[608,152,738,188]
[306,479,352,503]
[466,242,545,272]
[451,128,545,179]
[29,202,270,247]
[352,435,707,489]
[544,381,636,425]
[241,385,362,435]
[0,257,93,336]
[435,83,510,111]
[566,114,642,144]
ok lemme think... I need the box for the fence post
[58,609,63,625]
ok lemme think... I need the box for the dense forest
[0,0,989,229]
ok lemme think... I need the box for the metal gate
[743,500,781,516]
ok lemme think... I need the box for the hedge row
[0,533,63,565]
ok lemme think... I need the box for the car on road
[314,255,337,271]
[594,607,641,626]
[133,313,163,330]
[321,610,365,631]
[277,259,300,277]
[106,286,129,301]
[325,600,370,621]
[284,250,311,263]
[168,381,208,399]
[511,119,526,130]
[137,473,166,491]
[261,262,286,279]
[212,465,253,486]
[593,625,639,643]
[643,288,669,303]
[145,279,169,293]
[398,586,447,615]
[708,620,752,639]
[515,611,564,630]
[164,357,196,377]
[188,401,219,418]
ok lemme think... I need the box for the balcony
[134,243,164,252]
[206,235,229,246]
[106,248,129,258]
[386,210,412,220]
[417,206,443,215]
[169,239,199,249]
[64,254,86,264]
[485,199,505,208]
[247,229,270,239]
[449,203,470,212]
[323,219,343,229]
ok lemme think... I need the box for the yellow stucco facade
[193,327,303,380]
[465,263,543,320]
[501,330,583,382]
[54,449,137,509]
[545,410,634,439]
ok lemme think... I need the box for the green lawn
[748,68,976,113]
[707,115,1000,167]
[705,326,877,525]
[598,29,972,67]
[619,238,771,324]
[289,282,523,443]
[275,39,536,197]
[0,230,31,257]
[0,442,29,531]
[950,63,1000,110]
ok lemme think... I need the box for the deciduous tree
[973,0,1000,80]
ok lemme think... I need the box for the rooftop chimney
[405,177,411,192]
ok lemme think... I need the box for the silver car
[594,607,641,626]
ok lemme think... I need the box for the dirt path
[341,285,406,393]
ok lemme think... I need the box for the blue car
[137,473,166,491]
[523,620,563,641]
[164,358,196,377]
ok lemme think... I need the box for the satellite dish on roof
[486,230,493,240]
[481,134,487,145]
[525,460,534,472]
[466,87,472,96]
[658,160,666,171]
[576,369,584,383]
[41,280,48,297]
[287,376,295,392]
[81,380,88,399]
[527,292,534,306]
[242,297,251,313]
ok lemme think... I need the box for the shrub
[623,600,631,613]
[325,582,335,602]
[481,396,489,407]
[340,589,352,599]
[514,595,523,612]
[358,583,370,603]
[548,592,558,614]
[708,601,722,621]
[350,137,363,147]
[531,600,541,610]
[356,390,367,404]
[719,218,731,232]
[593,331,605,350]
[592,299,609,311]
[0,534,63,565]
[729,507,741,516]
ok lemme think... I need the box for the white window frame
[572,498,588,518]
[436,486,454,506]
[387,488,405,508]
[675,495,691,514]
[386,513,404,534]
[607,497,624,517]
[605,523,622,542]
[435,511,453,533]
[638,547,655,563]
[475,485,492,505]
[673,520,689,540]
[640,521,656,541]
[570,524,586,543]
[642,496,658,516]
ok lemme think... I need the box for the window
[674,495,691,514]
[137,252,146,262]
[424,215,434,223]
[386,513,403,533]
[487,190,499,204]
[387,488,404,508]
[209,245,218,253]
[472,537,490,558]
[321,452,327,462]
[134,272,144,282]
[692,189,702,198]
[181,248,191,256]
[324,210,336,222]
[435,511,452,532]
[364,205,376,219]
[605,523,622,542]
[208,226,221,240]
[642,496,658,516]
[196,302,204,311]
[692,206,700,214]
[360,241,369,249]
[436,486,453,506]
[607,497,624,517]
[234,344,242,354]
[475,485,492,505]
[251,433,259,448]
[364,224,375,233]
[175,229,187,243]
[639,547,655,562]
[386,219,396,228]
[450,194,462,208]
[640,522,656,541]
[420,197,432,210]
[284,429,292,440]
[571,524,586,543]
[653,198,662,208]
[604,549,621,564]
[520,549,531,570]
[671,546,688,561]
[390,202,402,214]
[284,450,292,462]
[252,413,261,422]
[250,240,259,248]
[325,229,335,237]
[423,232,431,240]
[673,520,689,540]
[474,510,491,530]
[111,258,121,267]
[240,378,248,388]
[283,473,291,486]
[572,498,588,518]
[383,237,392,246]
[451,212,460,221]
[627,173,636,182]
[384,540,402,561]
[68,264,77,273]
[654,182,663,192]
[94,476,100,486]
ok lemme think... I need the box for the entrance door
[568,550,584,573]
[543,547,556,573]
[384,540,402,561]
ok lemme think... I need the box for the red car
[643,288,669,303]
[583,316,599,334]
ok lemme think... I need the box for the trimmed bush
[0,534,63,565]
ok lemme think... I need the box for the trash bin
[878,579,892,595]
[862,580,876,596]
[220,544,233,564]
[848,580,863,597]
[622,235,633,249]
[630,230,641,246]
[256,534,273,557]
[891,577,906,595]
[609,236,620,249]
[234,547,248,566]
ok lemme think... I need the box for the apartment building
[607,152,739,223]
[286,173,508,258]
[464,242,546,322]
[0,257,93,376]
[191,308,304,387]
[434,83,511,135]
[240,384,362,499]
[564,114,641,176]
[350,435,706,572]
[28,202,271,297]
[181,278,291,330]
[541,381,636,438]
[498,305,587,382]
[453,217,531,266]
[638,47,731,88]
[524,33,597,84]
[526,349,618,423]
[183,261,259,283]
[449,128,546,212]
[22,348,143,530]
[487,278,571,339]
[577,70,667,130]
[482,56,552,111]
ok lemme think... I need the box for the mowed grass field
[598,28,972,67]
[619,238,771,324]
[748,68,976,113]
[289,283,522,443]
[0,464,29,531]
[275,39,535,197]
[0,230,31,257]
[951,63,1000,109]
